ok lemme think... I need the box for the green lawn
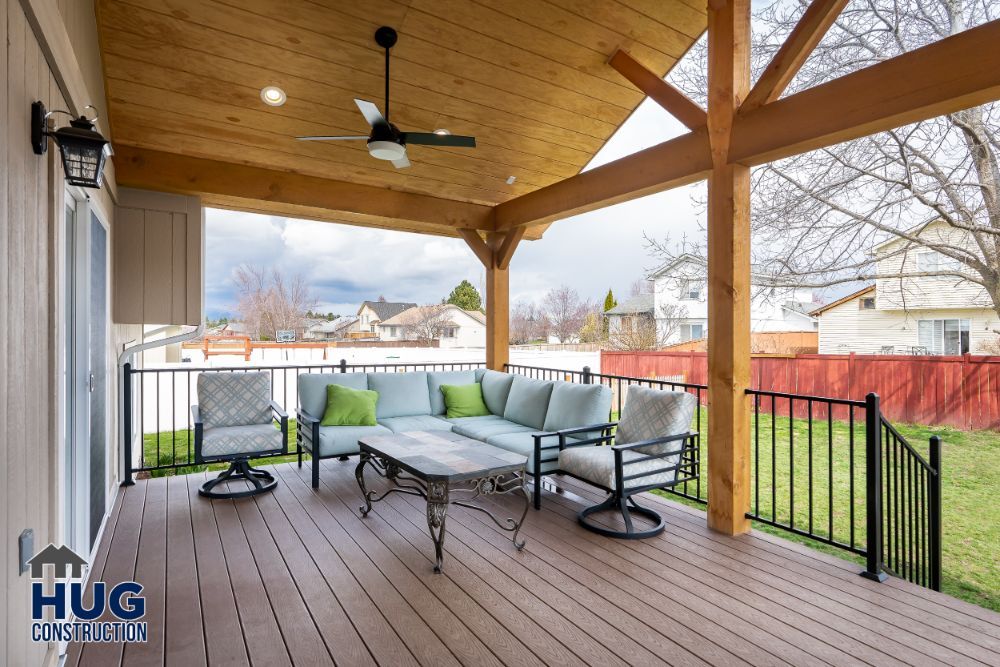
[141,411,1000,612]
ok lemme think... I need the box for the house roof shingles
[359,300,418,321]
[606,294,655,316]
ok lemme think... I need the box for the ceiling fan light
[433,128,451,135]
[368,139,406,160]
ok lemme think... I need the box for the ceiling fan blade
[355,99,387,127]
[296,135,369,141]
[391,154,411,169]
[402,132,476,148]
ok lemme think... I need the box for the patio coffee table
[355,430,530,573]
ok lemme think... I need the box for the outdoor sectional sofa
[296,369,613,508]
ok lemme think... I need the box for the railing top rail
[746,388,867,408]
[131,361,486,374]
[881,416,935,473]
[504,363,710,391]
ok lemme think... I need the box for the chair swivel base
[200,458,277,499]
[578,494,665,539]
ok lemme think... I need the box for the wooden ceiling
[95,0,706,237]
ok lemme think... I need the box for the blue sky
[204,95,701,319]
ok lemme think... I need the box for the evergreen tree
[445,279,483,311]
[603,288,617,312]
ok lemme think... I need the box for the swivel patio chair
[193,371,288,499]
[555,385,699,539]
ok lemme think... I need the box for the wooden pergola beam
[114,145,497,237]
[740,0,848,112]
[609,48,707,130]
[495,17,1000,230]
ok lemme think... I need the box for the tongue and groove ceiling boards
[95,0,706,237]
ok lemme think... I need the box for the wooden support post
[461,229,520,371]
[706,0,752,536]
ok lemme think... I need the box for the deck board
[72,462,1000,666]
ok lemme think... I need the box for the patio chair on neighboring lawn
[193,371,288,499]
[555,385,699,539]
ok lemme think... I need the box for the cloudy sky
[204,95,703,318]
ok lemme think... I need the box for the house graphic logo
[28,543,147,645]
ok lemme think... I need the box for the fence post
[121,363,135,487]
[929,436,942,591]
[861,392,887,582]
[582,366,592,384]
[339,358,347,373]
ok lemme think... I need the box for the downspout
[116,203,206,484]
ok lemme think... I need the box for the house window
[917,319,970,355]
[859,297,876,310]
[680,323,704,341]
[442,327,457,338]
[388,326,397,337]
[916,250,960,273]
[679,280,703,300]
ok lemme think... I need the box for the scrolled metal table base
[355,452,529,573]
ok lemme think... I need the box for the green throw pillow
[320,384,379,426]
[440,383,491,418]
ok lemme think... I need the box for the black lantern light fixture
[31,101,112,189]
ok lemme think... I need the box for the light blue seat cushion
[485,432,559,474]
[298,372,369,419]
[478,370,515,416]
[543,382,613,439]
[427,370,478,415]
[368,372,432,419]
[314,424,392,457]
[451,415,536,441]
[378,415,454,434]
[503,375,554,429]
[198,371,272,428]
[201,423,283,458]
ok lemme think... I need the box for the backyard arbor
[98,0,1000,535]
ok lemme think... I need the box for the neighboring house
[303,318,342,341]
[377,305,486,348]
[605,294,655,331]
[352,300,418,337]
[813,222,998,355]
[650,254,817,345]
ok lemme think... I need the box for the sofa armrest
[297,409,321,453]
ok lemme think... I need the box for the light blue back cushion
[542,382,613,435]
[298,373,368,419]
[427,370,478,415]
[367,372,432,418]
[480,370,515,416]
[474,368,487,382]
[503,375,554,429]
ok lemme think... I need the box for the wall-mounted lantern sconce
[31,101,112,188]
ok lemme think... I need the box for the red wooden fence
[601,351,1000,431]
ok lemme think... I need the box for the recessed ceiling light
[506,175,517,185]
[260,86,287,106]
[433,128,451,135]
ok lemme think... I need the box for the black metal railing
[121,360,484,478]
[505,363,708,503]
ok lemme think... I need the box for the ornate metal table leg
[511,475,530,550]
[356,452,373,517]
[426,481,449,573]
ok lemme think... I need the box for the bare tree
[541,286,592,343]
[656,0,1000,322]
[397,305,452,341]
[232,265,318,340]
[606,302,689,351]
[510,300,547,345]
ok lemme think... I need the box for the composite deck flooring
[68,460,1000,666]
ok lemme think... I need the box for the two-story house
[812,221,998,355]
[650,254,817,344]
[377,305,486,347]
[348,300,417,338]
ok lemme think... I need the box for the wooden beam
[706,0,752,537]
[485,239,509,371]
[494,130,712,230]
[740,0,848,112]
[114,145,496,237]
[459,229,492,268]
[732,18,1000,164]
[495,227,525,270]
[608,48,707,130]
[496,19,1000,230]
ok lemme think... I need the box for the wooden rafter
[115,146,497,238]
[608,48,707,130]
[740,0,848,112]
[496,18,1000,230]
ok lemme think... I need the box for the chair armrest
[612,431,698,453]
[191,404,202,426]
[556,422,618,450]
[554,422,618,437]
[270,400,288,420]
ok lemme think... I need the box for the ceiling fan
[296,26,476,169]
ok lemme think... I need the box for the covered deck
[68,461,1000,666]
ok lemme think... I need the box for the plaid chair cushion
[202,424,283,458]
[558,446,677,489]
[616,386,696,456]
[197,372,272,428]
